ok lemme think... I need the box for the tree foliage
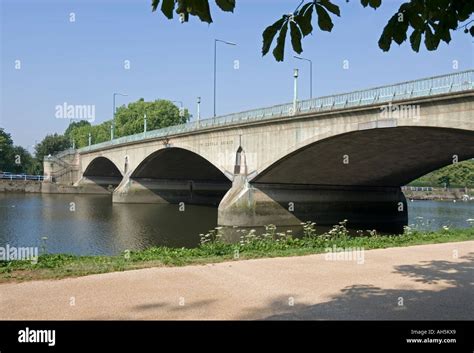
[0,128,40,174]
[34,134,71,162]
[0,128,14,172]
[151,0,474,61]
[65,99,189,149]
[115,99,189,136]
[64,120,91,139]
[411,160,474,188]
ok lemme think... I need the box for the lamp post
[214,39,237,117]
[197,97,201,122]
[144,114,147,134]
[112,92,128,139]
[293,68,299,114]
[294,56,313,99]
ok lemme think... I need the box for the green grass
[1,222,473,283]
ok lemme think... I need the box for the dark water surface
[0,193,472,255]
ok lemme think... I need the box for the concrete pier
[218,179,408,232]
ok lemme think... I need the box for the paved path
[1,241,473,320]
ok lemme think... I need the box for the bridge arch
[114,147,232,205]
[79,156,123,190]
[252,126,474,187]
[83,156,122,178]
[131,147,231,182]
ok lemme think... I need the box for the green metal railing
[77,70,473,153]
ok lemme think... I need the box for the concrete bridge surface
[44,70,474,231]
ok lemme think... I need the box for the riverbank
[2,180,472,200]
[0,180,109,194]
[1,223,473,283]
[403,187,473,201]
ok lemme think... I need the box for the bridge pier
[218,179,408,233]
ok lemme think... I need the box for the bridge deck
[76,70,474,154]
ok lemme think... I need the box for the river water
[0,193,473,256]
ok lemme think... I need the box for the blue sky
[1,0,472,149]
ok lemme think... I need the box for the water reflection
[0,193,472,256]
[0,193,215,256]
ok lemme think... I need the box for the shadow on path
[252,253,474,320]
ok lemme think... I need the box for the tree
[65,121,92,148]
[151,0,474,61]
[0,128,42,174]
[10,146,39,174]
[65,120,91,140]
[115,99,189,137]
[65,99,189,148]
[34,134,71,162]
[0,128,14,172]
[438,175,451,189]
[411,160,474,188]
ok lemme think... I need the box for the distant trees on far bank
[0,128,41,175]
[410,160,474,188]
[0,99,189,174]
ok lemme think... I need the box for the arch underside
[132,148,229,181]
[253,127,474,187]
[84,157,122,178]
[130,148,231,205]
[82,156,122,189]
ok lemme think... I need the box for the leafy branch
[150,0,474,61]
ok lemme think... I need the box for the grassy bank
[1,222,473,283]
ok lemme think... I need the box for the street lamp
[214,39,237,117]
[294,56,313,99]
[197,97,201,122]
[293,68,299,114]
[113,92,128,139]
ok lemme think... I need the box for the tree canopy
[0,128,14,172]
[34,134,71,162]
[115,98,189,136]
[0,128,40,174]
[411,160,474,188]
[64,99,189,149]
[151,0,474,61]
